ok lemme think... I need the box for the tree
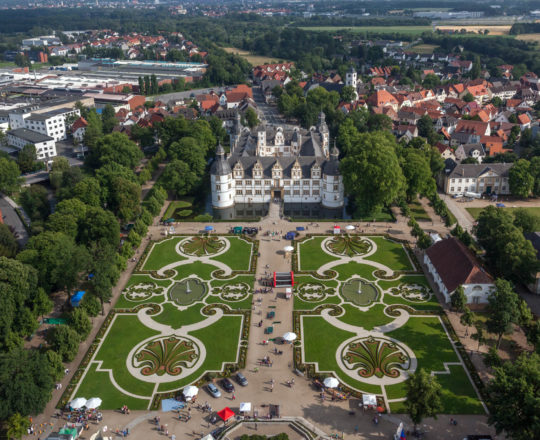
[486,279,520,348]
[470,55,481,79]
[513,207,540,233]
[509,159,534,198]
[417,115,434,139]
[46,325,80,361]
[161,159,199,198]
[450,285,467,312]
[405,369,443,432]
[45,350,64,381]
[86,132,143,170]
[20,185,50,223]
[401,149,434,201]
[6,413,30,440]
[460,307,475,336]
[244,108,260,129]
[138,76,145,94]
[17,144,38,174]
[150,74,158,94]
[0,348,54,419]
[168,137,206,176]
[68,307,92,339]
[341,132,406,217]
[422,74,440,89]
[340,85,357,103]
[463,92,474,102]
[0,224,18,258]
[82,109,103,149]
[472,322,486,351]
[486,352,540,440]
[0,158,21,194]
[101,104,117,134]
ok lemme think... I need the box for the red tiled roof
[426,237,494,292]
[518,113,531,125]
[71,117,88,132]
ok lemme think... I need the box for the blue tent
[71,291,86,307]
[204,225,214,231]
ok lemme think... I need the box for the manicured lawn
[379,275,442,311]
[92,315,158,397]
[466,206,540,221]
[158,315,242,392]
[338,304,393,330]
[302,316,381,394]
[211,236,253,271]
[409,199,431,221]
[174,262,218,280]
[378,274,430,290]
[365,236,413,271]
[114,274,170,308]
[211,275,255,289]
[293,275,338,289]
[152,303,206,328]
[76,363,151,410]
[142,237,186,270]
[294,294,341,310]
[298,237,339,271]
[437,365,485,414]
[387,317,458,372]
[162,199,193,220]
[333,261,377,281]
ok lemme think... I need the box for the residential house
[451,120,491,147]
[454,143,486,163]
[444,163,512,196]
[424,237,494,304]
[71,117,88,142]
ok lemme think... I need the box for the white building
[445,163,512,196]
[24,107,80,141]
[7,128,57,160]
[210,112,344,209]
[424,237,494,304]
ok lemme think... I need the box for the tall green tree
[509,159,534,198]
[68,307,92,339]
[244,108,260,129]
[400,148,434,201]
[86,132,143,170]
[83,109,103,150]
[513,207,540,233]
[405,368,443,432]
[46,325,80,362]
[161,159,199,198]
[486,279,520,348]
[17,144,38,174]
[341,131,405,217]
[486,352,540,440]
[460,307,475,336]
[6,413,30,440]
[0,224,18,258]
[0,158,21,194]
[450,285,467,312]
[101,104,118,134]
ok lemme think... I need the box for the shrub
[68,308,92,339]
[46,325,80,362]
[178,209,193,217]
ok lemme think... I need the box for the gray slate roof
[7,127,54,143]
[447,163,512,179]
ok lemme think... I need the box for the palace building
[210,112,344,210]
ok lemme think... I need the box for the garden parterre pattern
[71,235,254,410]
[295,235,486,414]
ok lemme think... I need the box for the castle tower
[210,143,235,208]
[317,111,330,155]
[230,111,242,153]
[322,144,344,208]
[345,66,359,101]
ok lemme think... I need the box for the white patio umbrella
[183,386,199,398]
[239,402,251,412]
[85,397,102,409]
[282,332,297,342]
[345,225,355,231]
[70,397,87,409]
[284,245,294,252]
[323,377,339,388]
[200,435,215,440]
[362,394,377,407]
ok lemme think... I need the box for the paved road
[0,195,29,245]
[252,85,290,126]
[439,192,475,231]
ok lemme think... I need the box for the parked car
[206,383,221,398]
[220,378,235,392]
[235,372,248,386]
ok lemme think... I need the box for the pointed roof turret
[210,142,232,176]
[323,143,340,176]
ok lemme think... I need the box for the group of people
[260,355,273,367]
[121,405,130,415]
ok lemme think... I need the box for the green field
[466,206,540,220]
[298,26,431,36]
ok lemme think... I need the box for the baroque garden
[66,232,485,415]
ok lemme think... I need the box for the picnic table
[267,311,275,319]
[265,326,274,334]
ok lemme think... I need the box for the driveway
[439,192,475,231]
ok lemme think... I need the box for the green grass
[152,303,206,328]
[437,365,485,414]
[293,275,339,288]
[211,236,253,271]
[466,206,540,221]
[338,304,393,330]
[379,275,442,311]
[174,262,218,280]
[294,294,341,310]
[365,236,413,271]
[333,261,377,281]
[302,316,381,394]
[409,199,431,221]
[91,315,158,397]
[142,237,187,271]
[162,200,193,220]
[206,294,253,310]
[299,237,339,271]
[158,315,242,392]
[298,25,431,36]
[76,363,150,410]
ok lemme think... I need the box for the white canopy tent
[85,397,102,409]
[323,377,339,388]
[70,397,87,409]
[362,394,377,407]
[345,225,355,231]
[283,332,297,342]
[239,402,252,412]
[200,435,215,440]
[284,245,294,252]
[183,386,199,399]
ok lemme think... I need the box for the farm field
[436,25,511,35]
[410,44,439,54]
[293,234,485,414]
[466,206,540,220]
[222,47,286,65]
[64,235,255,410]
